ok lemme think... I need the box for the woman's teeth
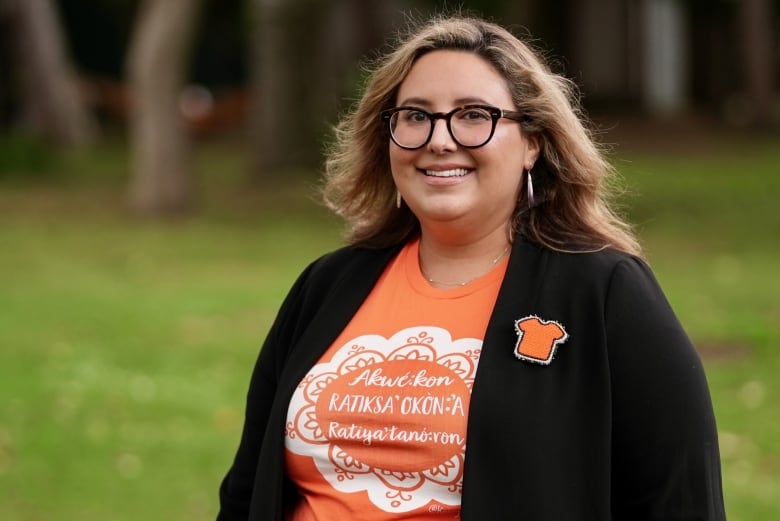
[424,168,470,177]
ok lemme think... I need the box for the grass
[0,132,778,520]
[615,145,780,352]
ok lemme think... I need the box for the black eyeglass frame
[380,104,526,150]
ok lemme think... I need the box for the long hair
[321,15,641,256]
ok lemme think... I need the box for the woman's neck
[417,229,511,288]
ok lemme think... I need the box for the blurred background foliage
[0,0,778,520]
[1,0,778,194]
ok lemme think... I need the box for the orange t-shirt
[284,239,508,520]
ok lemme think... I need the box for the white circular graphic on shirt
[285,326,481,513]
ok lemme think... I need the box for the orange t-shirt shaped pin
[513,315,569,365]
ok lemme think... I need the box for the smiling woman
[215,14,726,521]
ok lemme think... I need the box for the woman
[217,15,726,521]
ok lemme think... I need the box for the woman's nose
[427,118,457,153]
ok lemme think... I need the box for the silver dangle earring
[396,190,402,209]
[526,170,535,209]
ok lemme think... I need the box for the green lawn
[0,135,777,520]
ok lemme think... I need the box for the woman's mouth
[422,168,471,178]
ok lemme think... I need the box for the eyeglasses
[380,104,525,150]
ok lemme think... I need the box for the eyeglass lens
[388,107,495,149]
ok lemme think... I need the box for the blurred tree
[247,0,294,175]
[640,0,688,115]
[1,0,96,145]
[246,0,409,178]
[738,0,776,127]
[56,0,138,79]
[126,0,202,215]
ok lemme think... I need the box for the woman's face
[389,49,539,241]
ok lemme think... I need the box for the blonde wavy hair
[322,15,641,256]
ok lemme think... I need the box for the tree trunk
[738,0,775,127]
[640,0,688,116]
[4,0,96,145]
[246,0,409,179]
[247,0,295,177]
[126,0,201,215]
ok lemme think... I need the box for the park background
[0,0,778,519]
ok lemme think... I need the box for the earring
[526,170,535,209]
[396,190,402,209]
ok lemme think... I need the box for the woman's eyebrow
[396,96,432,107]
[453,96,491,106]
[396,96,492,108]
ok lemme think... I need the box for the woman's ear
[524,134,541,169]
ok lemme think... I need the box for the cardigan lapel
[460,238,553,520]
[250,246,400,521]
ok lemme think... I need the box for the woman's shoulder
[273,244,402,328]
[526,239,646,275]
[528,242,658,297]
[307,243,401,276]
[565,246,645,272]
[291,243,402,297]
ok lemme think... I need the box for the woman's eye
[458,109,491,121]
[404,110,429,123]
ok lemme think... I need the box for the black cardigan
[217,238,726,521]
